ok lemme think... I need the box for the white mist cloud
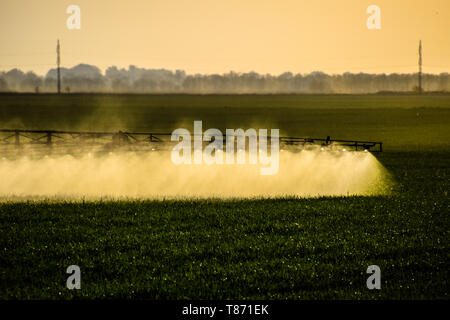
[0,149,391,200]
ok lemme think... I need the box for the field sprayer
[0,129,382,158]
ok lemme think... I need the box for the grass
[1,93,450,151]
[0,94,449,299]
[0,152,448,300]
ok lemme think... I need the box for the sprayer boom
[0,129,382,154]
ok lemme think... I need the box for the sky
[0,0,449,76]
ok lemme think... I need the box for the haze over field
[0,149,390,199]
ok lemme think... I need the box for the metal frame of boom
[0,129,382,152]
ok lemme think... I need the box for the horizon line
[2,63,449,77]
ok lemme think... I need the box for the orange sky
[1,0,449,75]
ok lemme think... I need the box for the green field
[1,93,450,151]
[0,94,449,299]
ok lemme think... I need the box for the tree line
[1,64,449,94]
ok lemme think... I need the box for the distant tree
[2,64,450,93]
[0,76,9,92]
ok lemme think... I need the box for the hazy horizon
[4,62,450,78]
[3,64,450,78]
[2,63,450,93]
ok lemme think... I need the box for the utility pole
[57,39,61,94]
[418,40,422,94]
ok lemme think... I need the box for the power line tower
[57,39,61,94]
[418,40,422,94]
